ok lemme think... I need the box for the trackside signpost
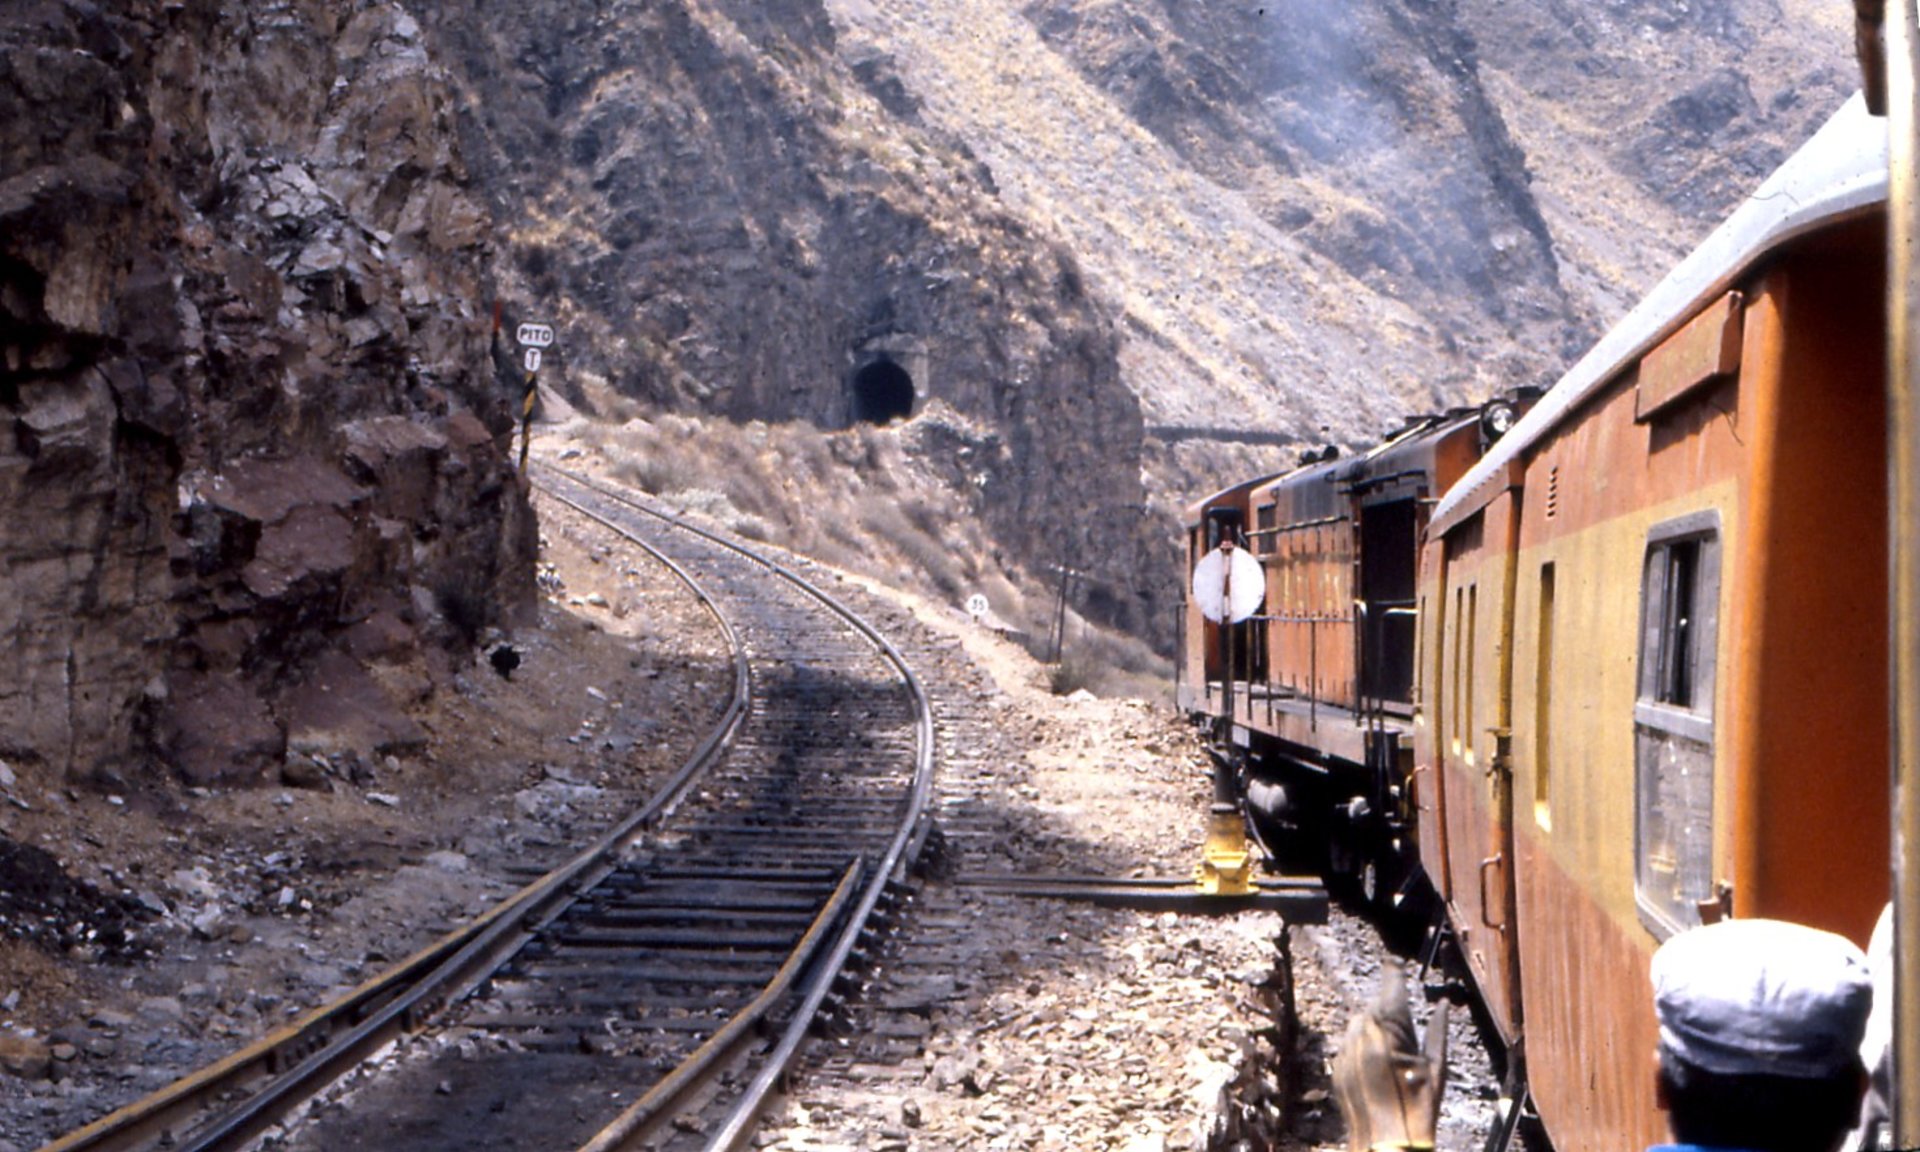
[515,322,555,473]
[1189,536,1264,896]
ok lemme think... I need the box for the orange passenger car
[1415,95,1890,1150]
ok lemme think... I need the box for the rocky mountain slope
[413,0,1168,639]
[869,0,1854,482]
[420,0,1856,641]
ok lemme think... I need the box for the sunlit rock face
[0,2,535,785]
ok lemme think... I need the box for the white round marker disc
[1191,547,1264,623]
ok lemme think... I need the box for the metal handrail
[1884,2,1920,1141]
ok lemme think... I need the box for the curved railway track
[44,463,937,1152]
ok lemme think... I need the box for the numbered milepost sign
[523,347,543,373]
[1191,546,1264,624]
[516,323,555,348]
[965,593,990,620]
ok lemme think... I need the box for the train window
[1465,584,1477,767]
[1207,509,1244,551]
[1414,593,1427,713]
[1633,512,1722,940]
[1651,542,1702,706]
[1535,562,1555,830]
[1451,586,1465,757]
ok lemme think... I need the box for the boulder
[161,673,285,785]
[281,649,426,760]
[0,1030,51,1081]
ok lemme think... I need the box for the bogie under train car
[1182,94,1894,1151]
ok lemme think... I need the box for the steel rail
[45,463,938,1152]
[573,859,862,1152]
[40,484,753,1152]
[536,461,941,872]
[533,462,942,1152]
[951,871,1329,919]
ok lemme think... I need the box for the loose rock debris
[0,838,155,963]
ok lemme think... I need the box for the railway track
[44,463,936,1152]
[729,557,1334,1149]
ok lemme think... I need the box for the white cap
[1651,918,1871,1079]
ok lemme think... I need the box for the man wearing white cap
[1649,918,1874,1152]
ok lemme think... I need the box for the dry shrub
[593,418,700,497]
[610,451,690,496]
[968,569,1024,615]
[1029,606,1173,704]
[666,488,746,524]
[730,515,773,542]
[554,404,1172,699]
[1047,656,1095,696]
[859,496,966,598]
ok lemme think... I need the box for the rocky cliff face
[1,2,535,786]
[929,0,1852,483]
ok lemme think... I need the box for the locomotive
[1178,394,1535,904]
[1181,93,1893,1151]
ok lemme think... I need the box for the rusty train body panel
[1180,95,1892,1151]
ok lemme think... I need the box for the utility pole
[1046,563,1084,664]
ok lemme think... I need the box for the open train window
[1205,507,1245,551]
[1535,562,1556,830]
[1633,512,1721,940]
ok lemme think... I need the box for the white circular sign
[523,347,543,373]
[1191,546,1264,623]
[965,593,989,619]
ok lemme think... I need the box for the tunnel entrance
[849,358,916,426]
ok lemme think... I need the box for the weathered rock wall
[1,1,535,785]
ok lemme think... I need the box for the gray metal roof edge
[1428,93,1889,537]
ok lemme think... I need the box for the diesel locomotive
[1181,94,1894,1151]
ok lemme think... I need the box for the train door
[1414,531,1455,908]
[1436,498,1524,1041]
[1358,497,1419,712]
[1725,242,1889,942]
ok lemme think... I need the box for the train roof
[1252,403,1493,501]
[1184,470,1289,521]
[1429,93,1888,537]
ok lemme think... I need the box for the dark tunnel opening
[850,358,915,426]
